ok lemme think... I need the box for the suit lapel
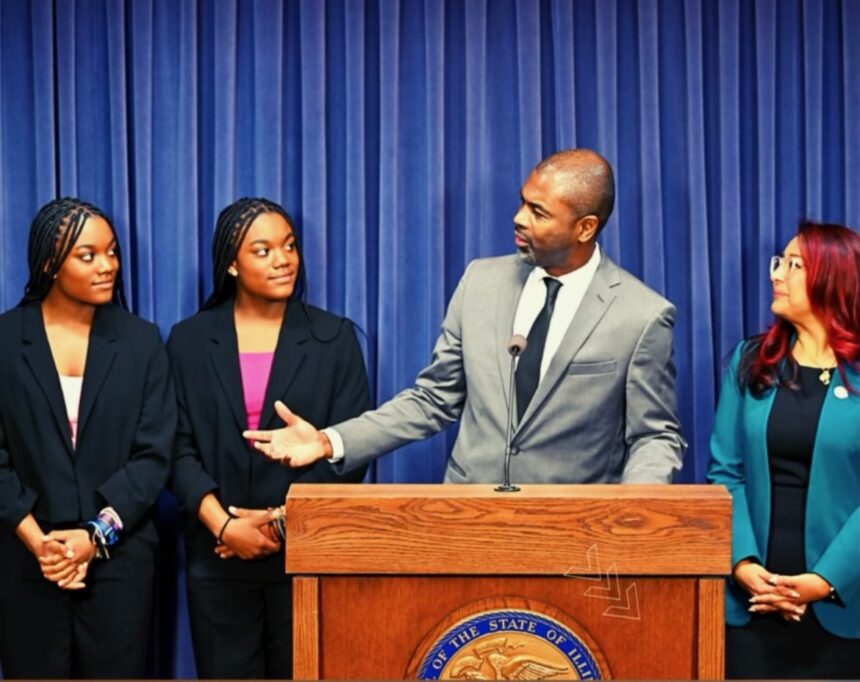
[208,303,247,433]
[811,366,860,476]
[816,367,860,430]
[743,381,776,555]
[259,302,307,429]
[495,261,532,413]
[77,305,118,439]
[21,304,73,453]
[516,256,620,432]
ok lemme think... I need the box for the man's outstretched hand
[244,401,333,467]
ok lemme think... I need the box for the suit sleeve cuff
[323,427,345,462]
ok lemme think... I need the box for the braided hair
[20,197,128,308]
[203,197,306,310]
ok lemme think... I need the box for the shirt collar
[529,243,602,288]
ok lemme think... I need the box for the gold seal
[407,598,609,680]
[444,633,574,680]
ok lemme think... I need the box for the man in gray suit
[245,149,685,483]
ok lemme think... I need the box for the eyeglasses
[769,255,804,278]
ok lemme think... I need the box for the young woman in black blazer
[167,197,370,678]
[0,198,175,678]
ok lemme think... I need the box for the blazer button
[510,446,520,456]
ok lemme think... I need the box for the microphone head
[507,334,527,357]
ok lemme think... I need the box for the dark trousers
[187,576,292,679]
[0,534,154,679]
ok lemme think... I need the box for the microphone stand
[496,336,525,493]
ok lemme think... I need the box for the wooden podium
[286,484,731,680]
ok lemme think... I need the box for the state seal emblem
[407,599,609,680]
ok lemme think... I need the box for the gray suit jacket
[335,253,685,483]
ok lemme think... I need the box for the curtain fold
[1,0,858,675]
[845,0,860,223]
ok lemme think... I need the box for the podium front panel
[288,484,729,679]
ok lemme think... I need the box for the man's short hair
[536,149,615,232]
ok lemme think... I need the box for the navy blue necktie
[516,277,563,419]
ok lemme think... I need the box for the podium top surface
[285,484,732,576]
[286,483,730,500]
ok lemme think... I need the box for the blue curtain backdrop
[0,0,858,676]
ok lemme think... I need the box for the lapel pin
[833,386,849,400]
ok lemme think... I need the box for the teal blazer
[708,343,859,638]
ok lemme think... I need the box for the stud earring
[228,267,238,277]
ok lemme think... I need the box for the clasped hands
[214,506,285,560]
[734,559,832,622]
[37,529,96,591]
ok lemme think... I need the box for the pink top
[239,352,275,431]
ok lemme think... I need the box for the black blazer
[167,300,371,581]
[0,303,175,561]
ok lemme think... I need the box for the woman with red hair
[709,222,860,678]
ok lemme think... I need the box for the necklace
[791,343,836,386]
[798,363,835,385]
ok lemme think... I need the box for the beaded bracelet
[81,507,124,560]
[272,515,286,543]
[268,506,286,543]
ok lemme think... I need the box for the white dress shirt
[59,374,83,449]
[512,243,601,379]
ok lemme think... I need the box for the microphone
[495,334,527,493]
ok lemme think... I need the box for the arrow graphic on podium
[564,544,641,621]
